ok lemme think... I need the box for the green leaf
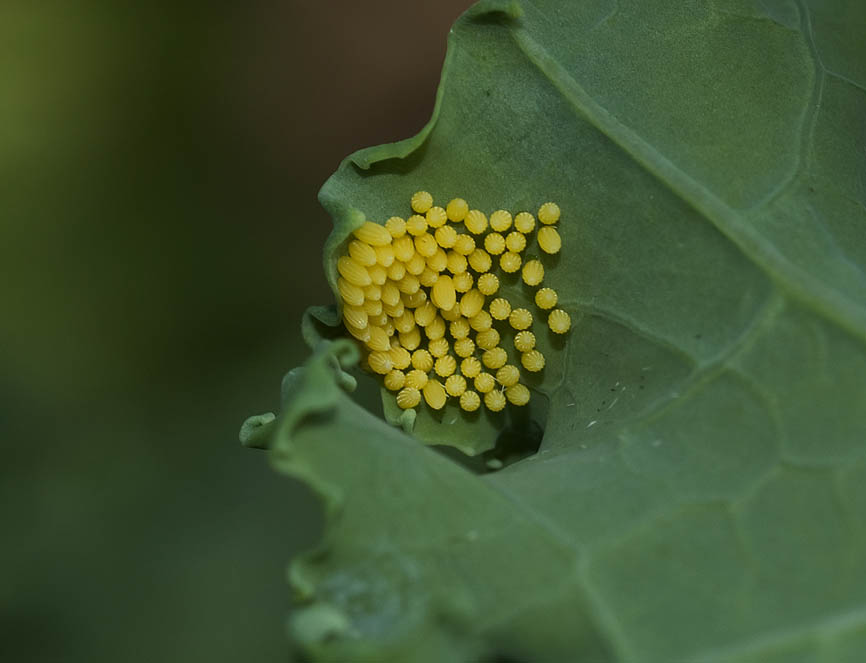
[254,0,866,660]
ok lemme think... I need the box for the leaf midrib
[505,10,866,343]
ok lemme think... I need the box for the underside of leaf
[247,1,866,660]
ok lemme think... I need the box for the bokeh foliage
[0,1,469,661]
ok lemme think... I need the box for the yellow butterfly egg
[453,234,476,256]
[385,266,404,288]
[522,259,544,286]
[427,248,448,273]
[514,211,536,234]
[445,374,467,397]
[383,300,404,318]
[426,206,447,228]
[419,267,439,288]
[414,302,438,327]
[349,240,377,267]
[435,225,458,249]
[338,277,365,307]
[399,327,422,350]
[394,310,415,333]
[428,337,450,358]
[364,284,382,301]
[474,372,495,394]
[353,221,392,247]
[460,356,482,378]
[414,233,438,258]
[392,235,415,263]
[446,197,469,222]
[411,348,434,372]
[337,256,371,287]
[423,379,448,410]
[489,209,513,232]
[415,312,444,338]
[489,297,512,320]
[514,330,536,353]
[538,202,561,225]
[459,288,485,318]
[453,337,475,358]
[425,315,446,340]
[484,232,506,255]
[431,274,457,311]
[477,273,499,296]
[496,364,520,387]
[385,216,406,238]
[445,250,468,275]
[484,390,506,412]
[506,383,530,406]
[440,303,462,322]
[469,310,493,332]
[534,287,558,310]
[398,274,420,294]
[367,327,391,353]
[434,354,457,378]
[538,226,562,254]
[408,304,430,326]
[368,311,388,328]
[345,321,370,342]
[396,387,421,409]
[384,369,406,391]
[367,346,394,375]
[505,231,527,253]
[468,248,492,273]
[374,244,395,267]
[521,349,546,372]
[367,264,387,285]
[404,252,426,276]
[362,298,383,316]
[405,368,428,390]
[509,308,533,330]
[548,309,572,334]
[390,346,412,370]
[411,190,434,214]
[464,210,488,235]
[475,328,501,350]
[500,251,522,273]
[450,318,470,340]
[482,347,508,370]
[459,389,481,412]
[402,288,426,307]
[381,281,401,306]
[406,214,428,237]
[342,304,368,330]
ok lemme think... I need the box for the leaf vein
[508,19,866,342]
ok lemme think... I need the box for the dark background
[0,1,471,660]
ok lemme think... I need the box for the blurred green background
[0,1,470,660]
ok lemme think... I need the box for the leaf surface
[257,1,866,660]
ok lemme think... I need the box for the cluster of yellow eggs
[337,191,570,413]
